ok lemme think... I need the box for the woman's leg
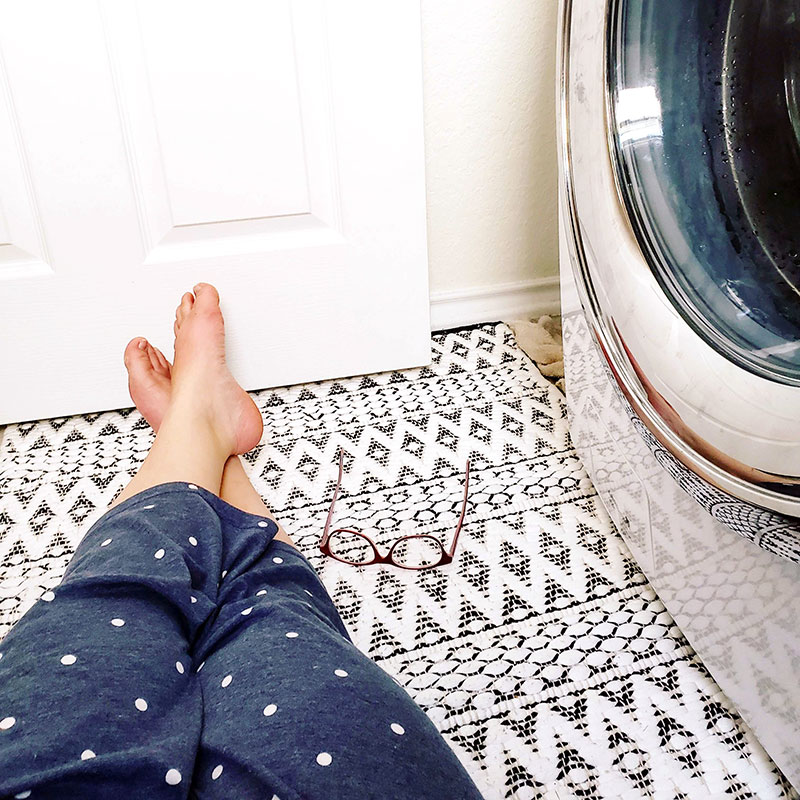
[220,456,295,547]
[0,283,263,799]
[190,521,484,800]
[120,289,294,548]
[110,283,262,508]
[121,296,482,799]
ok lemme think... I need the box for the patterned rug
[0,323,796,799]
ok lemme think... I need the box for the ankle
[159,395,235,459]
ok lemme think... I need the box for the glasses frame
[320,449,470,571]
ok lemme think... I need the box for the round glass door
[609,0,800,383]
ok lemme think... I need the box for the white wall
[421,0,560,328]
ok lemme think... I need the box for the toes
[152,345,172,377]
[145,342,159,372]
[176,292,194,326]
[146,343,171,378]
[123,337,150,372]
[192,282,220,310]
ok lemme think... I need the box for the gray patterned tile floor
[0,323,796,799]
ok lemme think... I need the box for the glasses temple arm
[321,449,345,547]
[446,460,470,557]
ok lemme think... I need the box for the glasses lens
[390,536,444,569]
[328,531,375,565]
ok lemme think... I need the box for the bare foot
[124,283,263,455]
[124,337,172,430]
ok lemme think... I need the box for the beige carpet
[508,315,564,393]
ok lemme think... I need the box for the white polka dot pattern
[188,537,198,546]
[143,504,155,510]
[212,764,223,780]
[256,589,267,596]
[175,661,184,674]
[135,698,148,712]
[14,791,31,799]
[60,654,76,666]
[258,521,269,528]
[241,607,253,616]
[334,669,348,677]
[41,591,55,602]
[110,618,125,627]
[316,752,332,767]
[263,704,277,717]
[154,549,165,560]
[285,632,298,639]
[391,723,405,735]
[165,768,182,785]
[187,484,198,490]
[272,557,283,564]
[100,538,112,547]
[81,749,96,760]
[221,674,232,688]
[0,716,15,730]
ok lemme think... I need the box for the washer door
[560,0,800,515]
[610,0,800,385]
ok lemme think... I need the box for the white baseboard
[429,276,560,331]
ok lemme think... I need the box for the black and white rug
[0,323,796,799]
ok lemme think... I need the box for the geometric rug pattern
[0,323,796,799]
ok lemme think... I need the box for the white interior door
[0,0,431,425]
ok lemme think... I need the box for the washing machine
[558,0,800,787]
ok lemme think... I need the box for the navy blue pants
[0,482,483,800]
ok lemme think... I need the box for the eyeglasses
[320,449,470,570]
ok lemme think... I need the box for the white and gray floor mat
[0,323,796,799]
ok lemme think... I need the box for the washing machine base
[562,305,800,789]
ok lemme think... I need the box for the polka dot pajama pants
[0,481,484,800]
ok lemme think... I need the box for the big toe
[192,282,220,310]
[124,337,151,375]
